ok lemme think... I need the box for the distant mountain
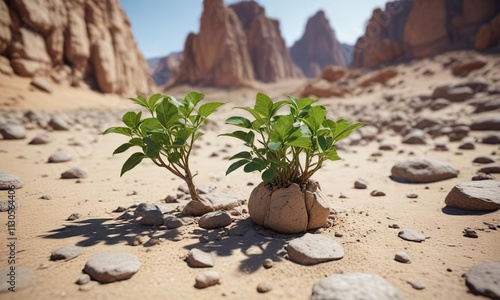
[352,0,500,68]
[341,43,354,67]
[147,52,182,86]
[290,10,346,78]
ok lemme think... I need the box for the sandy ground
[0,53,499,300]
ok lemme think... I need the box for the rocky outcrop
[148,52,182,86]
[175,0,254,87]
[290,11,346,78]
[1,0,152,95]
[352,0,500,68]
[230,1,302,82]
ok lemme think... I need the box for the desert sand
[0,51,499,300]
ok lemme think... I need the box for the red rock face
[148,52,182,86]
[1,0,152,95]
[352,0,500,68]
[290,10,347,78]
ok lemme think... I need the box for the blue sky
[121,0,390,59]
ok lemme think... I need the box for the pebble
[50,246,83,260]
[48,150,72,163]
[398,229,426,242]
[406,193,418,199]
[334,232,343,237]
[257,281,273,293]
[75,274,91,285]
[67,213,82,221]
[132,235,149,246]
[83,251,141,283]
[370,190,386,196]
[39,195,52,200]
[194,271,220,289]
[134,203,159,217]
[473,156,495,164]
[287,233,344,265]
[465,262,500,299]
[391,157,459,183]
[354,179,368,189]
[198,210,232,229]
[463,227,478,238]
[394,252,411,263]
[407,279,426,290]
[0,172,24,189]
[186,249,214,268]
[139,210,164,226]
[49,116,70,130]
[29,134,51,145]
[166,217,183,229]
[472,173,495,181]
[263,259,273,269]
[61,167,87,179]
[0,123,26,139]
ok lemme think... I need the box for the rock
[30,77,53,93]
[61,167,87,179]
[198,211,231,229]
[148,52,181,86]
[48,150,72,163]
[415,117,442,130]
[432,85,474,102]
[472,173,495,181]
[0,124,26,140]
[0,200,19,212]
[48,116,70,131]
[482,133,500,145]
[311,273,404,300]
[299,80,348,98]
[166,217,183,229]
[479,164,500,174]
[182,193,246,216]
[0,267,34,292]
[354,179,368,189]
[134,203,159,217]
[290,11,346,78]
[473,156,495,164]
[83,251,141,284]
[321,66,347,82]
[186,249,214,268]
[394,252,411,263]
[471,116,500,131]
[391,158,459,183]
[370,190,386,197]
[402,129,427,144]
[257,281,273,293]
[76,274,91,285]
[194,271,220,289]
[463,227,479,238]
[287,233,344,265]
[465,262,500,299]
[0,172,24,189]
[398,229,426,242]
[139,210,164,226]
[459,137,476,150]
[50,246,83,261]
[29,134,51,145]
[445,181,500,211]
[67,213,81,221]
[473,97,500,113]
[451,59,487,77]
[358,68,398,88]
[430,98,450,111]
[379,142,396,151]
[407,280,426,290]
[262,259,273,269]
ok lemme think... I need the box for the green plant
[221,93,365,188]
[103,92,224,203]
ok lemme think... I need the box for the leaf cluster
[222,93,365,187]
[103,92,224,180]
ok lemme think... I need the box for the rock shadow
[441,206,496,216]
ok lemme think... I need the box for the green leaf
[287,137,312,149]
[244,161,265,173]
[296,97,317,111]
[325,147,341,161]
[236,106,264,123]
[120,152,145,176]
[143,136,161,158]
[334,122,367,142]
[156,100,179,128]
[140,118,164,135]
[270,100,288,117]
[229,151,252,160]
[272,115,294,140]
[148,94,163,110]
[102,127,132,136]
[262,167,276,182]
[219,131,250,143]
[317,136,328,151]
[184,91,204,106]
[128,96,148,108]
[255,93,273,118]
[225,116,252,129]
[122,111,137,128]
[226,159,249,175]
[129,138,144,147]
[305,105,327,132]
[268,141,282,151]
[173,137,186,146]
[168,152,182,163]
[113,143,134,155]
[198,102,224,118]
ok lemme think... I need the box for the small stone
[473,156,495,164]
[463,227,478,238]
[465,262,500,299]
[370,190,385,196]
[186,249,214,268]
[0,123,26,139]
[394,252,411,263]
[48,150,72,163]
[132,235,149,246]
[445,181,500,211]
[79,281,97,291]
[391,158,458,183]
[334,231,343,237]
[76,274,91,285]
[166,218,183,229]
[31,76,53,93]
[194,271,220,289]
[113,206,127,212]
[406,193,418,199]
[83,251,141,284]
[51,246,83,260]
[478,164,500,174]
[134,203,159,217]
[67,213,82,221]
[472,173,495,181]
[0,172,24,190]
[49,116,70,130]
[354,179,368,189]
[389,224,400,229]
[257,281,273,293]
[287,233,344,265]
[407,280,426,290]
[39,195,52,200]
[263,259,273,269]
[61,167,87,179]
[29,134,51,145]
[198,211,232,229]
[139,210,164,226]
[398,229,426,242]
[164,195,178,203]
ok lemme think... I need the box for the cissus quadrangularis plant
[103,92,224,215]
[221,93,365,233]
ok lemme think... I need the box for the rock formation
[1,0,152,95]
[175,0,301,87]
[352,0,500,68]
[290,10,347,78]
[230,1,302,82]
[148,52,182,86]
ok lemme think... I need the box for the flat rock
[311,273,404,300]
[287,233,344,265]
[465,262,500,299]
[31,76,53,93]
[479,164,500,174]
[195,271,220,289]
[402,129,427,144]
[60,167,87,179]
[354,179,367,189]
[394,251,411,263]
[198,210,232,229]
[473,156,495,164]
[482,133,500,145]
[0,267,34,292]
[472,173,495,181]
[83,251,141,283]
[0,172,23,189]
[50,246,83,261]
[445,181,500,211]
[471,116,500,131]
[0,123,26,139]
[49,116,70,131]
[183,193,246,216]
[134,203,159,217]
[398,229,426,242]
[29,134,51,145]
[139,210,164,226]
[391,158,459,183]
[186,249,214,268]
[48,150,72,163]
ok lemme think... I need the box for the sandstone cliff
[0,0,152,95]
[148,52,182,86]
[352,0,500,68]
[290,11,347,78]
